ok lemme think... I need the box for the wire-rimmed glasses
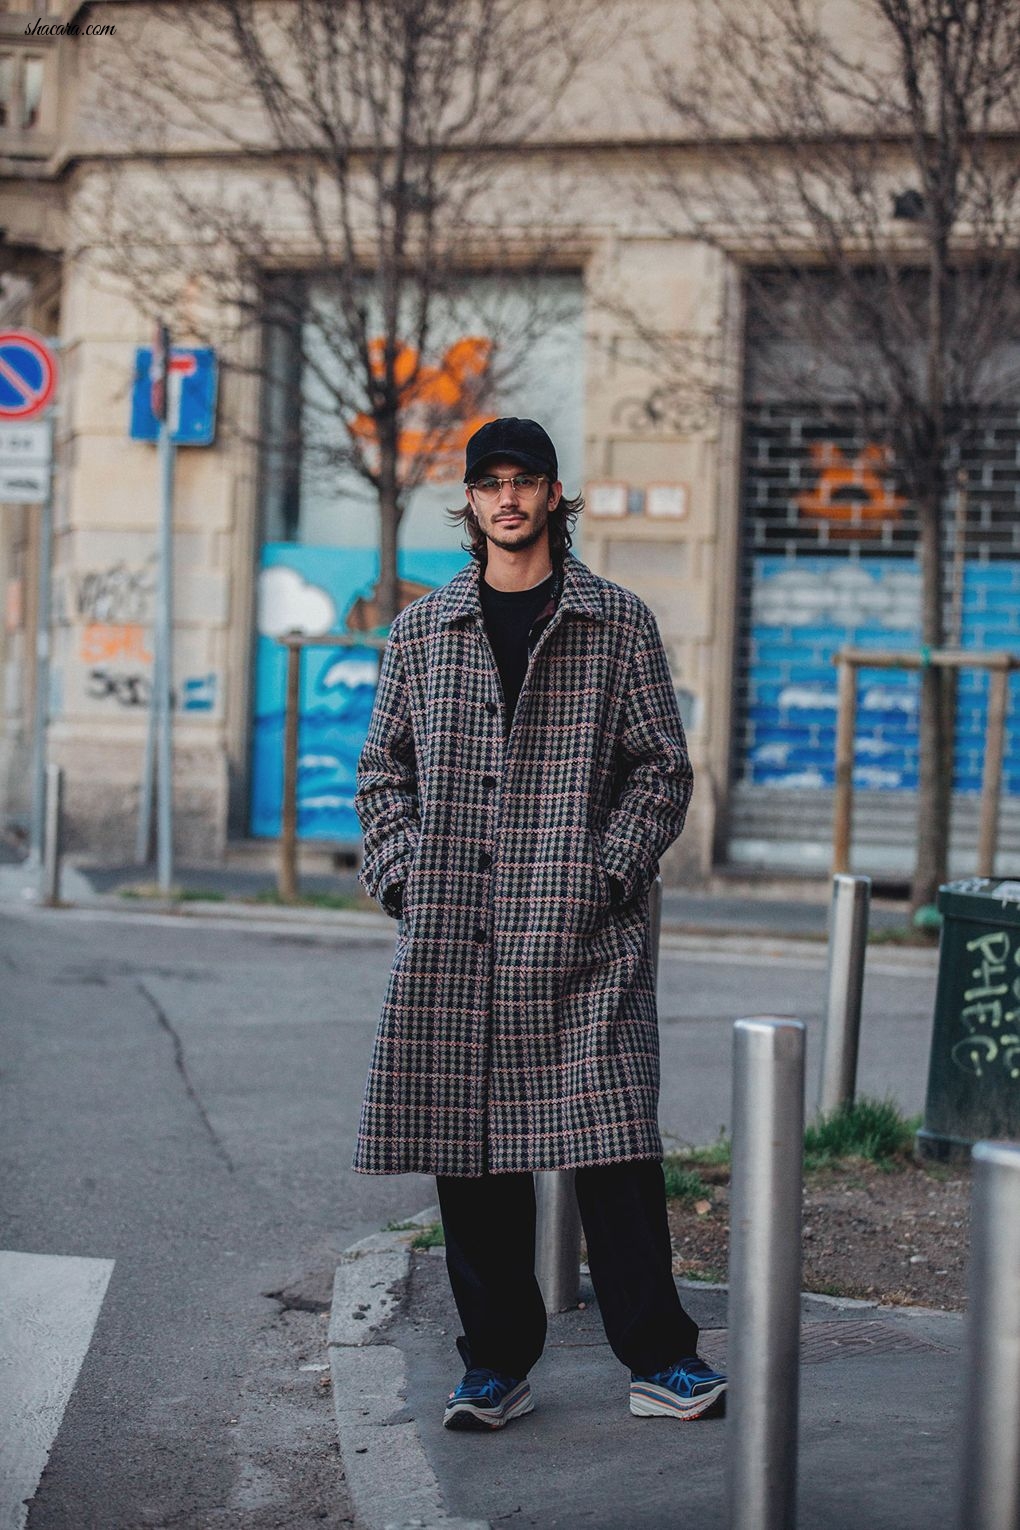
[467,474,547,501]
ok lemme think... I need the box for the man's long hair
[445,488,585,566]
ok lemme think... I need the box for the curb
[328,1207,490,1530]
[328,1205,965,1530]
[0,892,940,973]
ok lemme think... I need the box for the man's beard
[483,505,550,553]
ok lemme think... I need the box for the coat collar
[439,553,605,628]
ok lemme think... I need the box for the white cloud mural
[753,742,792,765]
[861,686,918,714]
[752,564,921,629]
[321,657,379,690]
[257,566,336,638]
[853,766,904,788]
[778,686,838,710]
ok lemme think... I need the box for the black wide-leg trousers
[435,1159,699,1380]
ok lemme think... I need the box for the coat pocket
[588,833,612,912]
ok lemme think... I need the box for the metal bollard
[727,1017,806,1530]
[818,873,870,1116]
[957,1140,1020,1530]
[534,1169,581,1312]
[649,874,663,984]
[41,763,64,908]
[533,876,666,1313]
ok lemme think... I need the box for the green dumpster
[916,877,1020,1161]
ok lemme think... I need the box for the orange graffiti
[350,336,493,482]
[79,622,152,665]
[797,443,908,537]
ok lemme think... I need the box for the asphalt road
[0,905,939,1528]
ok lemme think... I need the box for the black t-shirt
[479,569,556,730]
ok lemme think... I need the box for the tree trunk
[376,417,401,629]
[912,491,950,910]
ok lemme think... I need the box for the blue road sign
[0,330,58,420]
[130,346,218,445]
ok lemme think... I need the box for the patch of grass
[679,1266,726,1285]
[251,889,363,911]
[803,1096,920,1170]
[179,889,227,903]
[665,1132,732,1169]
[385,1218,445,1249]
[662,1162,713,1203]
[410,1223,445,1250]
[667,1098,920,1181]
[868,925,940,947]
[807,1277,873,1300]
[118,883,184,901]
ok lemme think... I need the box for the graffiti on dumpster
[951,929,1020,1080]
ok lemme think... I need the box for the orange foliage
[350,336,494,482]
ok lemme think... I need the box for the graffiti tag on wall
[797,443,908,537]
[951,929,1020,1081]
[87,669,151,708]
[79,623,152,664]
[75,558,157,624]
[83,668,219,712]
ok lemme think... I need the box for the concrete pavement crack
[136,978,236,1173]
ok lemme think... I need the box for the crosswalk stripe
[0,1251,115,1530]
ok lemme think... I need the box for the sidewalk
[330,1221,965,1530]
[0,843,920,943]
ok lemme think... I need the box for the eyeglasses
[468,474,547,501]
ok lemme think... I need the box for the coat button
[482,774,497,789]
[473,926,486,943]
[485,701,497,715]
[478,851,492,871]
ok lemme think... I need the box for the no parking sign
[0,330,58,422]
[0,330,57,502]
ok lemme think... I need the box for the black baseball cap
[463,417,558,483]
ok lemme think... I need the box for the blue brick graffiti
[745,557,1020,793]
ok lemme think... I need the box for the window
[21,54,41,128]
[0,53,47,133]
[0,55,13,128]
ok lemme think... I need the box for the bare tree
[77,0,600,623]
[629,0,1020,909]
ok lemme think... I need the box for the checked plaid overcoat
[353,551,693,1177]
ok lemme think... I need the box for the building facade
[2,0,1018,883]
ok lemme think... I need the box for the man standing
[354,417,726,1429]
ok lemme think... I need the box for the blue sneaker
[630,1355,727,1419]
[443,1367,534,1431]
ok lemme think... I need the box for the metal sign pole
[135,686,156,865]
[155,415,175,892]
[28,410,55,869]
